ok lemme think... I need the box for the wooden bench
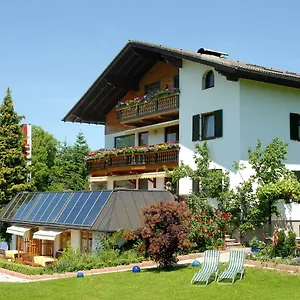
[0,249,10,260]
[21,253,42,267]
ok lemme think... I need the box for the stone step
[226,242,242,248]
[225,238,236,242]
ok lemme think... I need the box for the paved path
[0,272,31,283]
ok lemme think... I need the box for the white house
[62,41,300,234]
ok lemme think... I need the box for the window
[114,134,135,148]
[60,231,71,251]
[203,70,214,89]
[90,181,107,191]
[165,125,179,142]
[290,113,300,141]
[145,82,160,96]
[81,231,93,253]
[138,179,148,190]
[138,132,148,146]
[173,75,179,89]
[192,110,223,141]
[114,180,135,189]
[202,113,215,139]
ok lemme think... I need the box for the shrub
[124,200,192,268]
[275,229,296,258]
[47,244,144,273]
[0,259,47,275]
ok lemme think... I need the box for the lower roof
[0,190,175,232]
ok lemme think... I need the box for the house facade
[63,41,300,234]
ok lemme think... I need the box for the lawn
[1,266,300,300]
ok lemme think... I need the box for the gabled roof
[63,40,300,125]
[0,190,175,232]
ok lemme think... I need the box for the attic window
[203,70,214,89]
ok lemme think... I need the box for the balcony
[116,92,179,126]
[86,143,179,176]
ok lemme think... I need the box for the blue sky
[0,0,299,150]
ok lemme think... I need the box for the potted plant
[217,238,224,251]
[249,236,264,253]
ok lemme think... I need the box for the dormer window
[203,70,214,89]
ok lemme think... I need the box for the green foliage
[49,132,89,191]
[275,230,296,258]
[31,126,58,191]
[47,244,143,273]
[123,201,192,267]
[0,259,47,275]
[0,88,31,208]
[249,236,265,249]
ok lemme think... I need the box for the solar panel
[2,193,25,219]
[82,191,112,226]
[72,191,102,225]
[63,191,92,225]
[25,192,51,222]
[46,192,72,223]
[2,190,113,228]
[38,192,60,222]
[56,192,84,224]
[16,193,42,220]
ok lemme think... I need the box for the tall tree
[31,125,58,191]
[0,88,30,208]
[50,132,89,191]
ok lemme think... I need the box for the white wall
[240,79,300,163]
[178,60,240,194]
[70,230,81,250]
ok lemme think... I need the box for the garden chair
[190,250,220,286]
[217,250,245,284]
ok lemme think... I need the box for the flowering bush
[86,142,179,161]
[116,87,180,109]
[188,208,235,252]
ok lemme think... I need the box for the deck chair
[190,250,220,286]
[217,250,245,284]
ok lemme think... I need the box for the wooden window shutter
[290,113,299,141]
[192,179,200,194]
[214,109,223,138]
[192,114,200,141]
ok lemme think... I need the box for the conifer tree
[0,88,30,208]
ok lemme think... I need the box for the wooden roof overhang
[63,41,300,125]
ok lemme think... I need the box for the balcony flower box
[116,88,180,110]
[86,142,180,161]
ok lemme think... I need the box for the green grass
[1,266,300,300]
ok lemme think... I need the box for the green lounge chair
[190,250,220,286]
[217,250,245,284]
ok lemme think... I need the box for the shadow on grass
[144,264,189,273]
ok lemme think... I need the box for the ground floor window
[60,231,71,251]
[90,181,107,191]
[114,180,135,189]
[81,231,93,253]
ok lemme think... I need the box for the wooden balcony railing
[117,93,179,123]
[87,147,179,173]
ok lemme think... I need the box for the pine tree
[0,88,30,208]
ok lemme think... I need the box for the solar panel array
[1,191,112,227]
